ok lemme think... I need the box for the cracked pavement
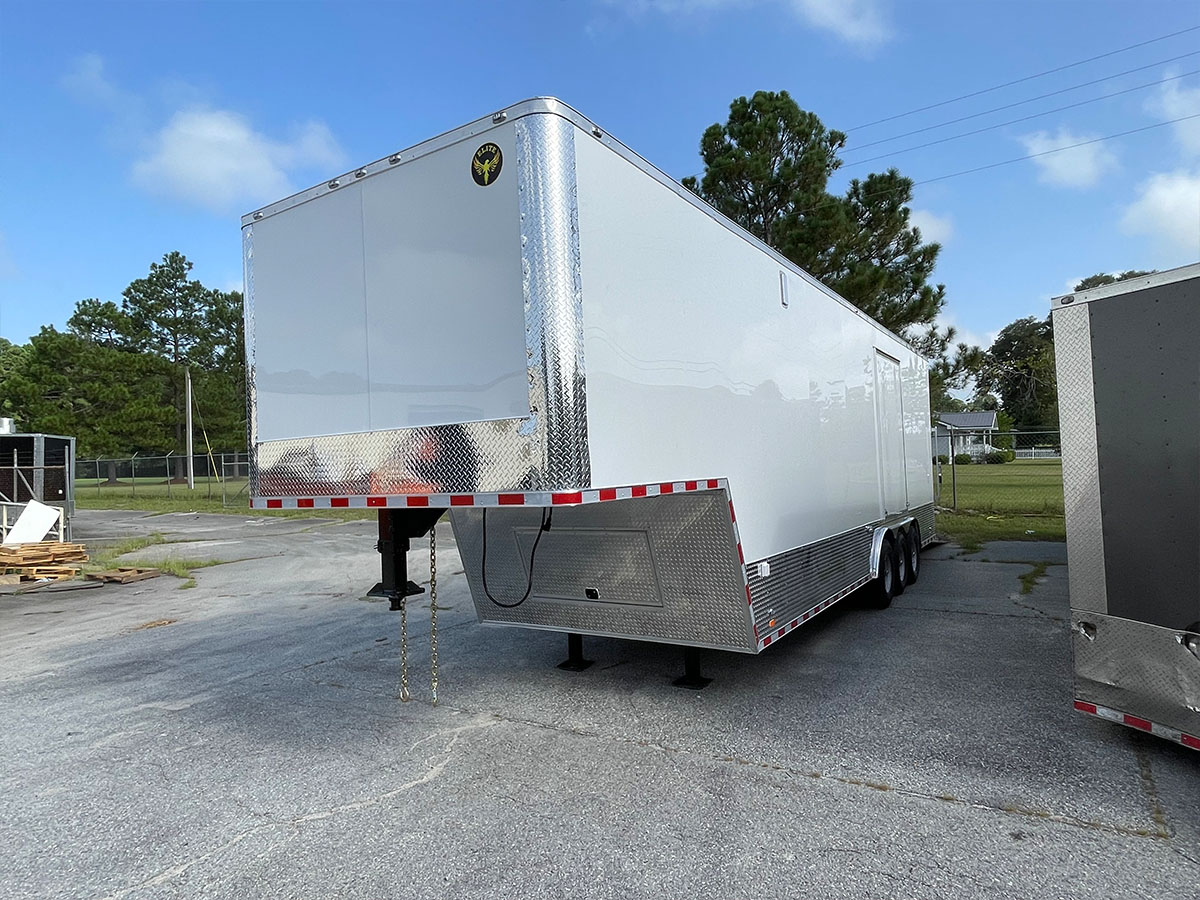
[0,510,1197,899]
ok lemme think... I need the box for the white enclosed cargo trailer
[1052,265,1200,749]
[242,98,934,672]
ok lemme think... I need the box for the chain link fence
[75,452,251,507]
[931,429,1063,515]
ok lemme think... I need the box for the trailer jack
[673,647,712,689]
[557,633,594,671]
[368,509,446,610]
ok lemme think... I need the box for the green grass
[932,458,1066,551]
[936,511,1065,553]
[120,556,229,589]
[935,458,1064,515]
[84,533,169,570]
[1019,562,1050,595]
[81,531,239,589]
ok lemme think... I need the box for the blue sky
[2,0,1199,354]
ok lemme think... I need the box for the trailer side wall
[573,131,931,562]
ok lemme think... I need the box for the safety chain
[429,525,439,707]
[398,596,410,702]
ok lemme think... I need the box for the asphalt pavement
[0,509,1196,899]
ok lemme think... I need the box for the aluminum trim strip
[515,114,591,490]
[242,224,258,490]
[1052,303,1107,614]
[1052,261,1200,308]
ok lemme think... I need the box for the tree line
[0,90,1142,459]
[0,252,245,478]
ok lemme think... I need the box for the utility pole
[185,368,195,490]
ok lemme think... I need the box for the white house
[933,411,998,461]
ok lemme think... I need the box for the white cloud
[599,0,891,46]
[64,54,345,215]
[61,53,147,141]
[909,209,953,245]
[1145,72,1200,156]
[1018,128,1118,189]
[132,110,344,213]
[789,0,889,47]
[1121,169,1200,256]
[936,311,995,354]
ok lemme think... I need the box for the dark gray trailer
[1052,264,1200,750]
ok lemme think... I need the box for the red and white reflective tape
[725,497,757,642]
[1074,699,1200,751]
[757,574,874,651]
[252,478,727,510]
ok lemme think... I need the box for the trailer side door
[874,350,908,516]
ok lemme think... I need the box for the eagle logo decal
[472,143,503,186]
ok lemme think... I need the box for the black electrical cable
[842,51,1200,155]
[841,68,1200,169]
[788,112,1200,217]
[482,505,552,608]
[846,24,1200,131]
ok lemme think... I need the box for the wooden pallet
[0,541,89,583]
[0,541,89,565]
[86,567,162,584]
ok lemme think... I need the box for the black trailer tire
[895,528,910,594]
[906,525,921,585]
[869,538,899,608]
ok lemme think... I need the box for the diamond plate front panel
[246,113,592,498]
[452,492,756,652]
[1073,611,1200,739]
[1052,303,1107,614]
[253,420,539,496]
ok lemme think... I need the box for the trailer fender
[869,517,916,579]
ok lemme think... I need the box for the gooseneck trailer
[1053,265,1200,749]
[242,98,934,674]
